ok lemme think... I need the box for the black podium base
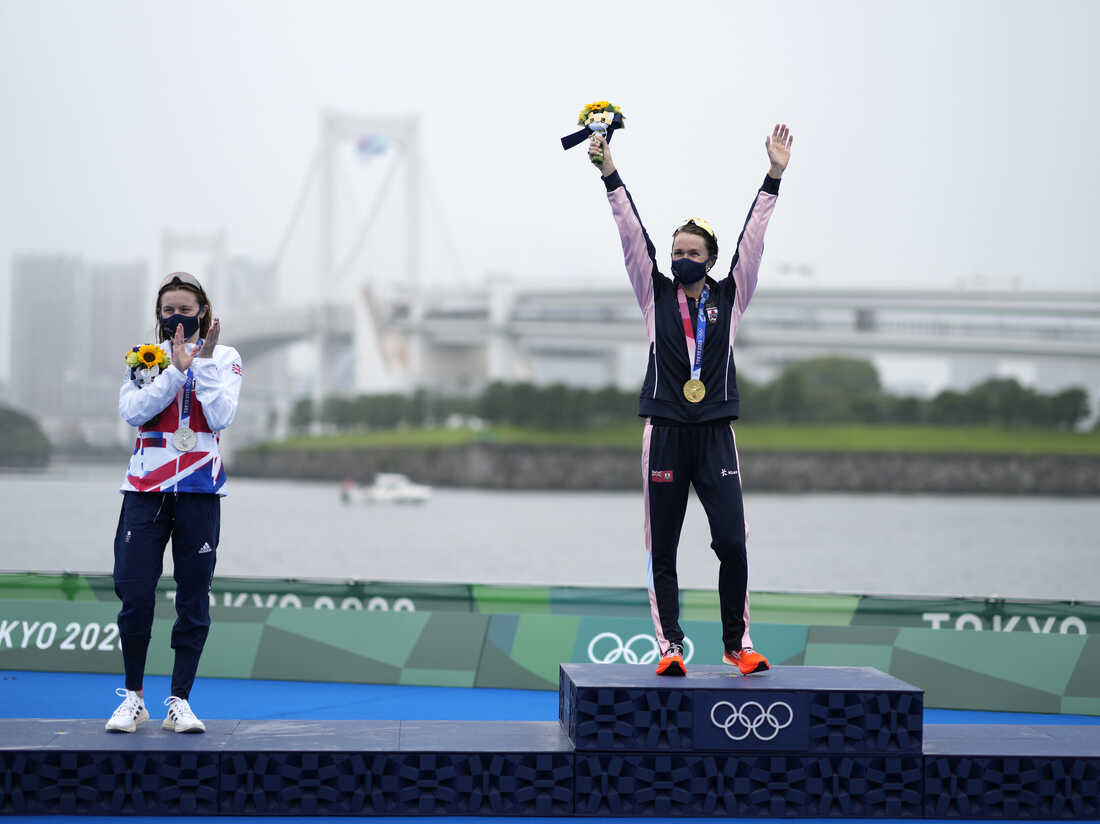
[0,719,574,816]
[2,666,1098,818]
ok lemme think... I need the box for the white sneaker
[105,688,149,733]
[162,696,206,733]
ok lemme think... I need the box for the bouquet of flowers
[561,100,625,164]
[125,344,171,386]
[576,100,624,127]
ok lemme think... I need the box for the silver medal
[172,427,197,452]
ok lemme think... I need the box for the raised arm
[589,135,659,319]
[192,347,242,431]
[191,321,241,431]
[728,124,793,318]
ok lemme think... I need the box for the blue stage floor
[3,669,1097,823]
[8,819,1090,824]
[2,669,1098,727]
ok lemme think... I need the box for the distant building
[90,261,147,366]
[11,255,86,418]
[88,261,148,441]
[10,254,147,444]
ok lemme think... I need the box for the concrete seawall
[233,445,1100,495]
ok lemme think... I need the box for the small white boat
[341,473,432,505]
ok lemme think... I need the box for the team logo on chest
[706,305,719,324]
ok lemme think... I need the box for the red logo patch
[650,470,674,483]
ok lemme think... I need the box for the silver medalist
[710,700,794,741]
[172,427,198,452]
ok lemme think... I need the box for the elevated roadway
[230,286,1100,394]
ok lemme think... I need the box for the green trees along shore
[1,357,1095,467]
[285,357,1093,450]
[0,405,51,467]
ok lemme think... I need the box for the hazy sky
[1,0,1098,377]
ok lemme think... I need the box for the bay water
[1,463,1096,602]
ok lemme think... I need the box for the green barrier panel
[0,572,476,613]
[2,572,1098,634]
[1,598,1097,715]
[0,600,488,689]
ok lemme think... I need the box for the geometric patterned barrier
[923,724,1100,819]
[0,718,227,816]
[0,719,573,817]
[560,664,924,753]
[573,752,925,817]
[2,667,1099,818]
[562,664,926,816]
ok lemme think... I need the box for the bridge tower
[159,229,227,308]
[306,111,424,410]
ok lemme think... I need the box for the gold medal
[683,379,706,403]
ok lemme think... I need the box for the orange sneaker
[723,647,770,675]
[655,642,686,676]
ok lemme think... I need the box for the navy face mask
[161,312,202,340]
[671,257,708,284]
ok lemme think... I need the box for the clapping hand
[766,123,793,178]
[171,323,194,372]
[196,318,220,359]
[171,315,219,371]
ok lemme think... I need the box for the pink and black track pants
[642,418,753,655]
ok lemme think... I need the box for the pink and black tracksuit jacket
[603,169,780,656]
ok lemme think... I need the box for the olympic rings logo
[710,700,794,741]
[586,632,695,665]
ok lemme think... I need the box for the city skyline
[7,248,1098,448]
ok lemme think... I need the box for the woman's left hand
[196,318,220,358]
[766,123,793,178]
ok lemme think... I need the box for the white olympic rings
[710,700,794,741]
[586,632,695,665]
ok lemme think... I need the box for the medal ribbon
[676,283,710,382]
[178,368,194,430]
[176,340,202,431]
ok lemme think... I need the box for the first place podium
[560,663,925,817]
[2,663,1098,817]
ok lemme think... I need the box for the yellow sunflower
[577,101,621,125]
[136,344,165,368]
[578,102,604,123]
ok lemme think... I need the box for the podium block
[0,719,573,817]
[560,664,923,754]
[924,725,1100,819]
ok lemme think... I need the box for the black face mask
[161,313,202,340]
[671,257,708,284]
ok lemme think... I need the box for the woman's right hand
[588,135,616,177]
[171,324,195,373]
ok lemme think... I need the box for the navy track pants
[113,491,219,699]
[642,419,753,655]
